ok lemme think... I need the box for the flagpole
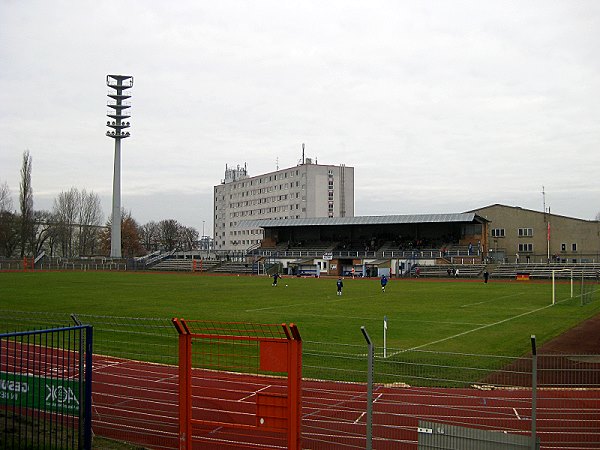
[383,316,387,358]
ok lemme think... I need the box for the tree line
[0,151,199,259]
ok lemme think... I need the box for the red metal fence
[172,319,302,450]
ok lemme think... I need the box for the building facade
[470,204,600,263]
[213,160,354,252]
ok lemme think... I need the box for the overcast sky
[1,0,599,234]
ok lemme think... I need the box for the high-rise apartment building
[213,159,354,251]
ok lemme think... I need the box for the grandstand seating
[149,259,192,271]
[413,264,486,278]
[211,262,255,274]
[149,258,220,272]
[490,263,600,279]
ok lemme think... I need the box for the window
[491,228,505,237]
[572,243,577,251]
[518,228,533,237]
[561,243,566,251]
[518,243,533,252]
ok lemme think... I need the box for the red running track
[92,355,600,449]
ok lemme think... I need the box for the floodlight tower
[106,75,133,258]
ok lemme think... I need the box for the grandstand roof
[240,213,487,229]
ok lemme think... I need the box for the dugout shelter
[241,213,489,277]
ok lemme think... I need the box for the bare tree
[179,226,199,251]
[52,188,80,257]
[0,181,13,212]
[596,212,600,221]
[139,221,160,252]
[159,219,180,251]
[19,150,34,257]
[30,210,54,257]
[0,210,19,257]
[77,189,103,255]
[0,181,17,257]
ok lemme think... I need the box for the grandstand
[14,207,599,283]
[239,213,488,277]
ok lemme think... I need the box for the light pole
[106,75,133,258]
[202,221,205,256]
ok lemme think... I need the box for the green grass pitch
[1,271,598,360]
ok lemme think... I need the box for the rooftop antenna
[276,157,279,171]
[302,143,305,164]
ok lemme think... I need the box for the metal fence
[0,257,127,272]
[0,324,93,450]
[1,311,598,450]
[300,335,600,450]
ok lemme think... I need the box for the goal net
[552,268,600,306]
[578,270,600,306]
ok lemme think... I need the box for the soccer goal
[551,268,573,305]
[552,268,600,306]
[578,269,600,306]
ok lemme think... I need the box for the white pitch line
[252,310,487,326]
[245,297,347,312]
[238,385,271,402]
[460,292,525,308]
[391,301,559,355]
[94,360,125,372]
[353,394,382,423]
[354,412,365,424]
[513,408,521,420]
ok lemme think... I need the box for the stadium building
[213,159,354,252]
[243,213,489,277]
[469,204,600,264]
[190,159,599,278]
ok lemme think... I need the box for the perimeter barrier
[172,319,302,450]
[0,324,93,450]
[1,311,599,449]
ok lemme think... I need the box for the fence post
[172,319,192,450]
[84,325,93,450]
[288,324,303,450]
[531,335,537,450]
[361,326,373,450]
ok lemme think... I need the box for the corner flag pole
[383,316,388,358]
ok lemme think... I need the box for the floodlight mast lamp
[106,75,133,258]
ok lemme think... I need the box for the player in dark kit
[336,278,344,296]
[380,275,388,292]
[272,273,281,286]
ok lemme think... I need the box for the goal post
[551,268,573,305]
[552,268,600,306]
[578,269,600,306]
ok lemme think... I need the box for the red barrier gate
[172,319,302,450]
